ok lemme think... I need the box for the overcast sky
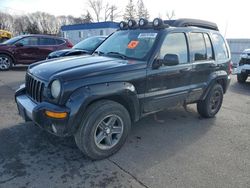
[0,0,248,38]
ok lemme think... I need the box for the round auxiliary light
[128,19,136,28]
[139,18,148,27]
[153,18,163,27]
[119,21,127,29]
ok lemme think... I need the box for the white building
[61,21,119,44]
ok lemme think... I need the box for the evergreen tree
[123,0,136,21]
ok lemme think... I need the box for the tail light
[66,40,73,48]
[229,61,233,75]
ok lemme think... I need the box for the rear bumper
[15,86,72,137]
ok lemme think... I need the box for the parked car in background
[236,49,250,83]
[0,30,12,43]
[47,36,106,59]
[0,34,73,70]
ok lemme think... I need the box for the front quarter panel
[65,82,140,135]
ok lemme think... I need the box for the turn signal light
[45,111,67,119]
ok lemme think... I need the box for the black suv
[15,18,231,160]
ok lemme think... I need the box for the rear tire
[0,54,13,71]
[237,73,248,83]
[74,100,131,160]
[197,84,223,118]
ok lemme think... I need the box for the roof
[61,21,119,31]
[164,19,219,31]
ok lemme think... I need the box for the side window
[159,33,188,64]
[56,39,65,45]
[189,33,207,61]
[39,37,56,45]
[204,34,214,60]
[212,33,229,60]
[17,37,38,46]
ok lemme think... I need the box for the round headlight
[51,80,61,99]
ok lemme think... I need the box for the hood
[29,55,146,82]
[48,48,89,58]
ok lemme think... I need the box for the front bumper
[15,86,72,137]
[235,64,250,75]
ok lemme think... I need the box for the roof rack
[164,18,219,31]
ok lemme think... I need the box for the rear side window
[189,33,207,61]
[159,33,188,64]
[39,37,56,45]
[212,34,229,60]
[56,39,65,45]
[204,34,214,60]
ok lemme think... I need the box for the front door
[14,36,39,64]
[143,32,192,113]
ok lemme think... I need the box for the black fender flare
[65,82,140,134]
[201,70,230,100]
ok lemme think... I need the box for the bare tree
[88,0,103,22]
[136,0,149,19]
[110,5,121,21]
[123,0,136,21]
[166,10,175,20]
[0,12,14,31]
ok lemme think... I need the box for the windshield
[95,30,159,60]
[73,36,105,52]
[2,35,23,45]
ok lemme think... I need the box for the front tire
[0,54,13,71]
[237,73,248,83]
[74,100,131,160]
[197,84,223,118]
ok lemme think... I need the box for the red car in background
[0,34,73,70]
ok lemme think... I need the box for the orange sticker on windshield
[127,40,139,49]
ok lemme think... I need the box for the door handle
[179,67,192,73]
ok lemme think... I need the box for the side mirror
[15,42,24,47]
[163,54,179,66]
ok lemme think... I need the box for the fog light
[45,111,67,119]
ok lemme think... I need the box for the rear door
[187,32,217,102]
[37,37,57,61]
[143,32,192,112]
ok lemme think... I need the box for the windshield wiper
[93,51,105,56]
[106,52,127,60]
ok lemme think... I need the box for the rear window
[212,33,229,60]
[39,37,56,45]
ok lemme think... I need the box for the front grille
[240,58,250,65]
[26,74,45,103]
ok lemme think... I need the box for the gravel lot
[0,67,249,188]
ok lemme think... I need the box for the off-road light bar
[128,19,137,28]
[139,18,148,27]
